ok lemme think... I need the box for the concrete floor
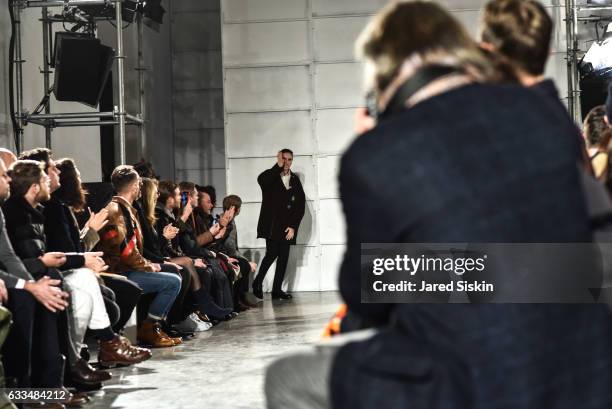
[86,292,340,409]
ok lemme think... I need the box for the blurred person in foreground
[265,2,612,409]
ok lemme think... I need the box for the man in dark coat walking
[252,149,305,300]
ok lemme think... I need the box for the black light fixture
[79,0,141,23]
[142,0,165,25]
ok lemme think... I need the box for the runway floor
[86,291,340,409]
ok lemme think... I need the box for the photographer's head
[583,105,612,151]
[9,160,50,206]
[480,0,552,85]
[356,0,493,115]
[0,159,11,204]
[111,165,141,203]
[19,147,61,194]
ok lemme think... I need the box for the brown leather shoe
[24,403,66,409]
[118,335,153,360]
[71,358,112,384]
[61,388,89,408]
[137,320,176,348]
[99,335,152,367]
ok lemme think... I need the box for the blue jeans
[125,271,181,320]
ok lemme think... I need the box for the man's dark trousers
[253,239,290,293]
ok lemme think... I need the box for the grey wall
[171,0,226,198]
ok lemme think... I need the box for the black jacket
[134,200,165,263]
[256,164,305,244]
[332,83,612,409]
[2,196,84,277]
[0,209,34,288]
[43,197,87,271]
[154,202,183,258]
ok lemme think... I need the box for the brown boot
[137,320,175,348]
[71,358,112,384]
[118,335,153,360]
[99,335,152,367]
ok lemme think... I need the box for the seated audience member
[97,165,182,347]
[20,149,149,374]
[137,178,211,333]
[216,195,258,309]
[155,180,233,322]
[266,3,612,409]
[583,106,612,182]
[0,157,67,409]
[176,182,235,317]
[52,158,152,365]
[2,160,89,407]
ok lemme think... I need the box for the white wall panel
[234,200,317,249]
[225,66,311,112]
[545,53,568,100]
[224,0,308,22]
[315,63,363,108]
[317,155,341,199]
[226,111,313,157]
[316,109,357,154]
[319,199,346,245]
[227,156,316,202]
[320,245,344,291]
[312,0,389,17]
[313,17,368,62]
[223,21,309,66]
[284,246,321,292]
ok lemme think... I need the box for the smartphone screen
[181,191,189,207]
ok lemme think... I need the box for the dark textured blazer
[0,209,33,288]
[256,163,305,244]
[332,83,612,409]
[2,196,84,277]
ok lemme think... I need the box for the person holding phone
[252,149,305,300]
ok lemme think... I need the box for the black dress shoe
[271,291,293,300]
[252,286,263,299]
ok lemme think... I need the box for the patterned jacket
[98,196,153,274]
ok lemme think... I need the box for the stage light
[80,0,141,23]
[142,0,165,25]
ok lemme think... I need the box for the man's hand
[181,202,193,222]
[151,263,161,272]
[194,258,207,268]
[24,276,70,312]
[165,262,183,271]
[163,224,178,240]
[355,107,376,135]
[285,227,295,241]
[215,226,226,240]
[277,151,284,168]
[40,252,67,268]
[220,206,236,227]
[84,252,107,273]
[87,208,109,232]
[209,223,221,237]
[0,279,7,305]
[249,261,257,273]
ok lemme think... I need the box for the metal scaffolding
[10,0,145,165]
[565,0,612,123]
